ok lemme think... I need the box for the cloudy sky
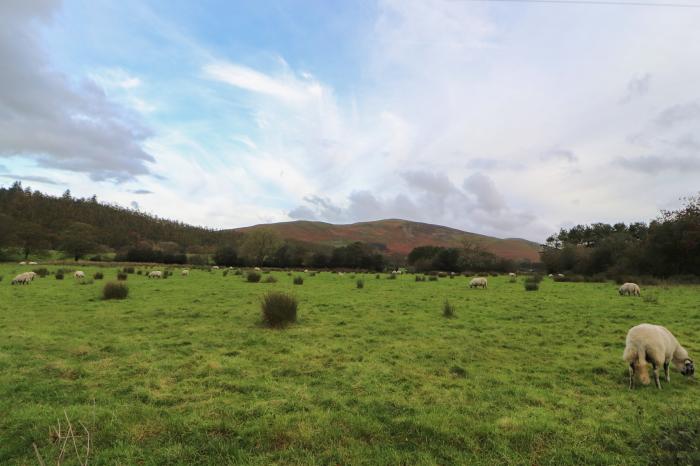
[2,0,700,241]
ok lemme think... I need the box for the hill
[232,219,540,262]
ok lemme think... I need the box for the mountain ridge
[230,218,540,262]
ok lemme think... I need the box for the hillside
[233,219,541,262]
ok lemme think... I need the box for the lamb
[469,277,488,288]
[181,269,190,276]
[11,272,33,285]
[148,271,163,279]
[619,282,641,297]
[74,271,85,279]
[623,323,694,389]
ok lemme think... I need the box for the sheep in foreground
[623,323,694,389]
[181,269,189,276]
[619,282,641,296]
[148,271,163,279]
[74,271,85,279]
[469,277,488,289]
[11,272,33,285]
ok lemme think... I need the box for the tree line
[540,195,700,278]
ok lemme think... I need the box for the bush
[264,275,278,283]
[437,272,447,278]
[429,276,438,282]
[524,280,539,291]
[122,267,135,274]
[234,269,242,275]
[375,274,380,279]
[261,292,298,327]
[443,299,455,318]
[293,276,304,285]
[223,270,229,277]
[117,272,128,281]
[415,275,425,282]
[103,281,128,300]
[55,272,64,280]
[247,271,261,283]
[33,268,49,278]
[137,270,143,275]
[356,279,364,289]
[93,272,104,280]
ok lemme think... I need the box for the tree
[213,245,238,267]
[60,222,97,261]
[18,221,51,260]
[239,229,282,266]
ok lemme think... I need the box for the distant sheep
[19,261,26,265]
[28,261,38,265]
[548,273,553,278]
[254,267,261,272]
[469,277,488,289]
[212,266,220,270]
[623,323,694,389]
[74,271,85,279]
[619,282,641,297]
[181,269,189,276]
[148,271,163,279]
[557,273,565,278]
[508,272,516,277]
[11,272,33,285]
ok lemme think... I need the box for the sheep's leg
[629,363,635,389]
[652,362,661,389]
[664,362,670,383]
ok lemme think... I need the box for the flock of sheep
[7,263,695,389]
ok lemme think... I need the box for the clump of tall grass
[103,282,128,300]
[247,271,262,283]
[429,276,438,282]
[415,275,426,282]
[356,279,364,289]
[93,272,104,280]
[293,276,304,285]
[443,299,455,318]
[264,275,278,283]
[122,266,135,274]
[117,272,128,281]
[261,292,298,327]
[33,268,49,278]
[55,272,64,280]
[524,276,539,291]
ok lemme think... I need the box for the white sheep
[508,272,516,277]
[11,272,33,285]
[212,265,220,270]
[26,271,37,280]
[19,261,26,265]
[28,261,38,265]
[557,273,565,278]
[623,323,694,389]
[469,277,488,289]
[148,271,163,279]
[548,273,553,278]
[74,271,85,279]
[181,269,190,276]
[254,267,261,271]
[619,282,641,297]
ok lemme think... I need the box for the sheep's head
[680,359,695,377]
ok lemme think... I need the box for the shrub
[429,276,438,282]
[437,272,447,278]
[122,266,135,274]
[356,279,364,289]
[117,272,128,281]
[136,270,143,275]
[261,292,297,327]
[223,270,229,277]
[247,272,261,283]
[443,299,455,318]
[375,274,380,279]
[93,272,104,280]
[264,275,278,283]
[103,281,128,300]
[415,275,426,282]
[524,280,539,291]
[293,276,304,285]
[33,268,49,278]
[55,272,64,280]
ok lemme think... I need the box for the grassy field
[1,265,699,465]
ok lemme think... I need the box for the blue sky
[2,0,700,241]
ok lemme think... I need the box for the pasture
[1,265,699,465]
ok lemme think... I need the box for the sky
[2,0,700,242]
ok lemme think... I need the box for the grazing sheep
[548,273,553,278]
[19,261,26,265]
[148,271,163,279]
[557,273,565,278]
[508,272,516,277]
[212,266,220,270]
[619,282,641,297]
[74,271,85,279]
[26,271,37,280]
[11,272,33,285]
[469,277,488,289]
[28,261,38,265]
[623,323,694,389]
[181,269,190,276]
[254,267,261,271]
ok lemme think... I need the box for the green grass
[1,265,699,465]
